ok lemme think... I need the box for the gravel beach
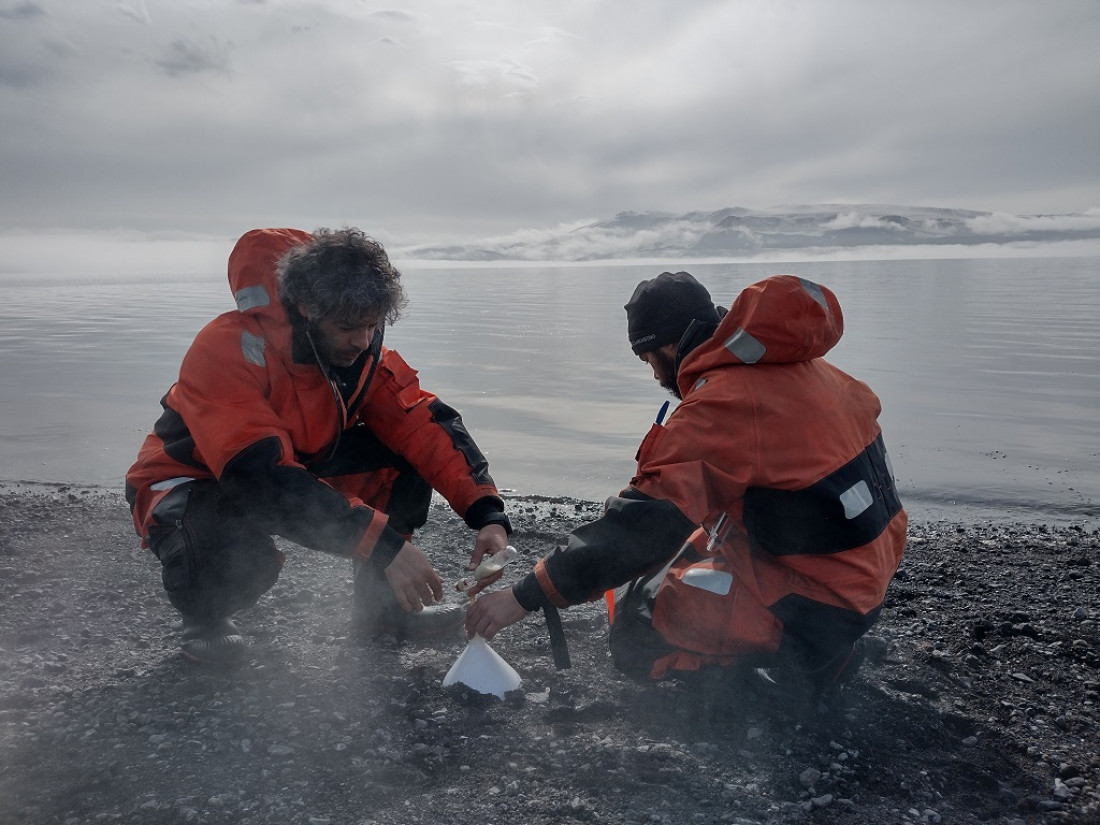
[1,485,1097,825]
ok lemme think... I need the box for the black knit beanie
[625,271,719,355]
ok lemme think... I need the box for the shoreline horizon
[2,478,1096,531]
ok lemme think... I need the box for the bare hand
[384,542,443,612]
[468,524,509,570]
[464,588,529,640]
[462,525,509,596]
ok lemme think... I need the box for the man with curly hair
[127,227,511,665]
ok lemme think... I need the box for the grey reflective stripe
[724,328,766,363]
[235,285,270,312]
[693,377,707,391]
[681,566,733,595]
[241,330,265,366]
[798,278,829,312]
[149,476,195,492]
[839,480,873,519]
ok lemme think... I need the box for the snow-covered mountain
[400,204,1100,261]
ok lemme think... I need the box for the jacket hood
[227,228,313,324]
[679,275,844,386]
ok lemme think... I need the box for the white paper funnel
[442,635,522,698]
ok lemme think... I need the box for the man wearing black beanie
[467,272,907,704]
[624,271,722,398]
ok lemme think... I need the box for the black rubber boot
[180,617,246,666]
[747,637,871,708]
[813,637,869,697]
[352,561,464,641]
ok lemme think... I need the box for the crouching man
[126,227,511,665]
[467,272,906,698]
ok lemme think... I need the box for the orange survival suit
[126,228,508,570]
[511,275,907,680]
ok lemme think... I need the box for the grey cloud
[370,10,419,24]
[155,37,232,77]
[0,0,1094,242]
[527,26,578,46]
[0,7,57,88]
[0,1,45,20]
[115,1,149,25]
[449,58,540,90]
[0,61,43,88]
[42,37,77,58]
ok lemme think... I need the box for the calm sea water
[0,256,1097,527]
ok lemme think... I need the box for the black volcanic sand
[1,486,1098,825]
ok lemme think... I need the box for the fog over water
[0,256,1096,527]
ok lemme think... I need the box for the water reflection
[0,257,1096,525]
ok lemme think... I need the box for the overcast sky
[1,0,1098,256]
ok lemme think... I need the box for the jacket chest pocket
[634,422,667,468]
[280,384,344,458]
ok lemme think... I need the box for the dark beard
[304,317,335,365]
[653,349,681,400]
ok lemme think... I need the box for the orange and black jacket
[126,228,509,566]
[513,276,907,659]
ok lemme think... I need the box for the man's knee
[386,468,431,536]
[148,481,283,619]
[216,536,284,615]
[149,528,200,614]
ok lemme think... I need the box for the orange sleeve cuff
[353,509,391,561]
[534,559,570,609]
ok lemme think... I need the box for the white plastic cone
[442,635,522,698]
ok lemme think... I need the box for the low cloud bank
[399,203,1100,262]
[3,205,1098,275]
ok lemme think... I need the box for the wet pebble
[799,767,821,789]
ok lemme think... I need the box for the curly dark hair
[277,227,407,325]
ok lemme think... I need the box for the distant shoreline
[1,232,1098,280]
